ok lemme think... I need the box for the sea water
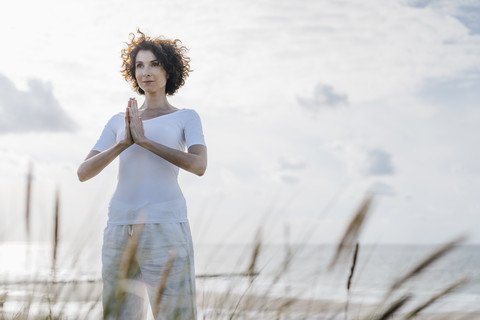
[0,242,479,317]
[195,243,480,313]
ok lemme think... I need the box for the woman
[77,30,207,320]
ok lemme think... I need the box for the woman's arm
[138,140,207,176]
[77,105,134,182]
[77,142,131,182]
[128,99,207,176]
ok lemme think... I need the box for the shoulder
[113,112,125,119]
[177,108,202,121]
[111,112,125,120]
[104,112,124,128]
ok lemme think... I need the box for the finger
[135,99,140,117]
[127,99,133,119]
[132,98,139,118]
[128,99,134,118]
[126,107,131,123]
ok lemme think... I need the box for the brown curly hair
[121,29,192,96]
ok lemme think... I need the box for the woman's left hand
[127,98,148,145]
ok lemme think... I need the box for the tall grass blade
[117,225,144,294]
[52,188,60,273]
[104,225,144,319]
[247,228,262,280]
[25,162,33,241]
[347,242,359,292]
[372,294,411,320]
[404,277,469,319]
[228,229,263,320]
[388,235,466,295]
[345,242,359,320]
[329,194,373,270]
[153,249,177,317]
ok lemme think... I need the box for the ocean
[0,242,479,318]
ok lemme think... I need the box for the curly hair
[121,29,192,96]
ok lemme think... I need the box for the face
[135,50,168,94]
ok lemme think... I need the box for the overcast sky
[0,0,479,247]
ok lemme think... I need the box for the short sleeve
[184,110,206,148]
[92,114,120,152]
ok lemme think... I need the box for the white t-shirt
[92,109,206,225]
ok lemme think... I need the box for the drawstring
[128,225,133,238]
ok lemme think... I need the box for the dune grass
[0,167,478,319]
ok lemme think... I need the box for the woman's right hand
[120,99,134,147]
[77,98,136,182]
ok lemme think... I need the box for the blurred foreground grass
[0,167,479,319]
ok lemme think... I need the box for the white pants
[102,223,197,320]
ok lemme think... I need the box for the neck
[141,91,171,110]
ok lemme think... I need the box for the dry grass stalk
[274,298,298,320]
[405,277,469,319]
[25,162,33,241]
[52,188,60,273]
[345,242,359,320]
[372,294,411,320]
[0,293,6,308]
[226,229,264,320]
[388,235,466,295]
[118,225,144,281]
[278,224,293,284]
[347,242,359,292]
[258,224,293,304]
[153,249,177,317]
[114,224,145,303]
[103,225,145,319]
[329,194,373,270]
[247,228,262,280]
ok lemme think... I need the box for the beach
[1,242,479,319]
[1,281,480,319]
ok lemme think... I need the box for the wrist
[135,137,150,148]
[118,140,133,149]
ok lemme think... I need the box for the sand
[0,281,479,319]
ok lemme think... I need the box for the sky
[0,0,479,247]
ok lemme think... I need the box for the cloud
[280,174,300,185]
[276,157,307,185]
[405,0,480,34]
[297,83,349,113]
[278,157,307,171]
[369,181,396,196]
[364,149,395,176]
[325,142,395,178]
[0,74,77,133]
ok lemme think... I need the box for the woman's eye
[136,63,143,68]
[152,62,159,67]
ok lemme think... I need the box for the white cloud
[368,181,396,196]
[280,174,301,185]
[278,157,307,171]
[0,74,77,133]
[364,149,395,176]
[325,142,395,179]
[297,83,349,113]
[276,157,307,185]
[404,0,480,34]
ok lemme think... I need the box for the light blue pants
[102,223,197,320]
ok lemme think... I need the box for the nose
[143,66,151,76]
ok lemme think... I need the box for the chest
[117,117,186,149]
